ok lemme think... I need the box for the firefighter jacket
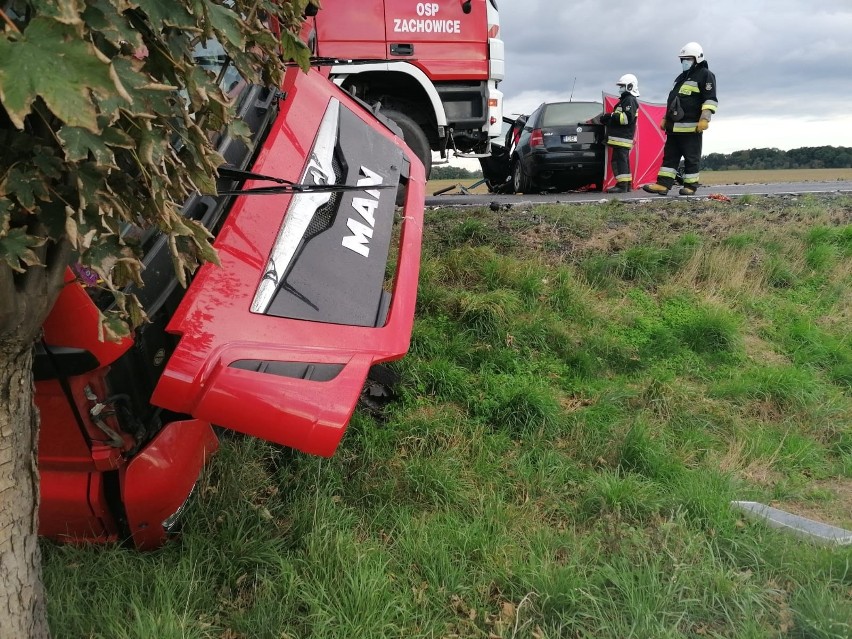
[665,60,718,134]
[603,92,639,149]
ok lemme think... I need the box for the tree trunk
[0,346,50,638]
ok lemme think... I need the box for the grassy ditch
[44,194,852,638]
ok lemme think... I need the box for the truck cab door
[384,0,489,80]
[314,0,387,60]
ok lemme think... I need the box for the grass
[43,194,852,638]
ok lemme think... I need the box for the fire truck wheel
[380,108,432,179]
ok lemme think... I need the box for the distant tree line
[703,146,852,171]
[430,165,483,180]
[430,146,852,179]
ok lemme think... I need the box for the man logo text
[342,166,383,257]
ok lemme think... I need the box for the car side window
[524,111,536,131]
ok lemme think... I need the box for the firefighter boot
[642,183,669,196]
[679,185,698,196]
[607,182,631,193]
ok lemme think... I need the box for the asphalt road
[425,180,852,208]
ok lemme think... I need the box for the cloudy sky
[496,0,852,155]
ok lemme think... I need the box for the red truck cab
[36,62,424,550]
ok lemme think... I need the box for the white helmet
[617,73,640,97]
[679,42,704,63]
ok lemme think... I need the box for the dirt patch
[742,333,791,366]
[581,226,641,254]
[515,224,559,254]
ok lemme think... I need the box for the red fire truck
[310,0,504,177]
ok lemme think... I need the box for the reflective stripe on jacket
[606,92,639,148]
[666,61,718,134]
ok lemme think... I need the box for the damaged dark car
[481,101,606,194]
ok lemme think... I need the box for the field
[43,194,852,638]
[428,168,852,196]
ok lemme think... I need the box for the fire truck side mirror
[461,0,472,14]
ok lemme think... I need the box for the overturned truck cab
[36,65,424,550]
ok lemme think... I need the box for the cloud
[496,0,852,150]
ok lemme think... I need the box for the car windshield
[541,102,601,127]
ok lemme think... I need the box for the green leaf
[2,164,52,210]
[135,0,197,32]
[65,215,98,252]
[183,64,217,112]
[81,236,136,286]
[56,125,133,169]
[0,18,119,130]
[82,0,143,48]
[203,0,245,49]
[100,310,131,342]
[102,57,179,119]
[31,148,64,180]
[59,127,117,165]
[173,119,223,193]
[0,227,45,272]
[133,120,169,170]
[32,0,85,25]
[280,30,311,72]
[101,126,135,149]
[73,162,114,210]
[186,218,219,266]
[227,118,251,143]
[126,294,149,329]
[168,233,190,288]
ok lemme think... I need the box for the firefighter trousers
[655,132,703,188]
[609,145,631,183]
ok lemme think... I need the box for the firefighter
[599,73,640,193]
[643,42,718,196]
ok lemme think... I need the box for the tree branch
[21,236,72,325]
[0,7,21,34]
[42,237,72,298]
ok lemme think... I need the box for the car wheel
[512,159,534,194]
[379,108,432,179]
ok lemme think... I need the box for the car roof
[542,100,599,106]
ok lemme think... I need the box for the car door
[515,107,539,173]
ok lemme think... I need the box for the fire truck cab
[311,0,504,177]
